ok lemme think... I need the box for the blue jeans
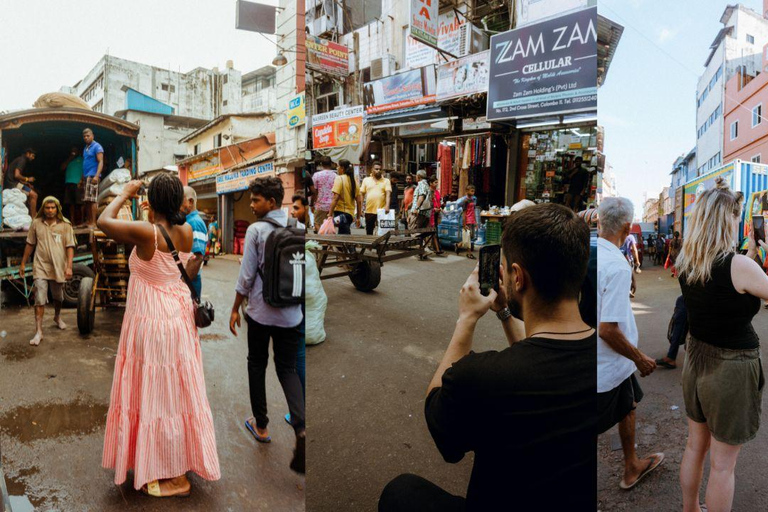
[334,212,354,235]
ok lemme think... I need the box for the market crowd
[4,129,307,498]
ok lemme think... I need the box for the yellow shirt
[360,176,392,214]
[331,174,357,216]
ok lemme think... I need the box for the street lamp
[272,52,288,66]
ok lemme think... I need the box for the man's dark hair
[83,128,93,135]
[674,231,680,237]
[371,160,383,168]
[24,148,36,155]
[249,176,285,205]
[292,193,308,206]
[320,156,333,169]
[502,203,590,302]
[147,173,186,226]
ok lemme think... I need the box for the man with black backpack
[229,176,306,473]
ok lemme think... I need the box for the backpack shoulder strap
[256,217,282,228]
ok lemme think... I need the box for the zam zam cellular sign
[487,6,597,121]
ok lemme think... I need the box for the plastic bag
[3,203,28,218]
[98,168,131,192]
[2,188,27,206]
[305,241,327,345]
[3,214,32,230]
[318,216,336,235]
[377,208,396,236]
[461,227,473,247]
[97,183,125,203]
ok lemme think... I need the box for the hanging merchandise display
[517,126,598,209]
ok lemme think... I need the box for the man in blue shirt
[181,186,207,297]
[82,128,104,227]
[229,176,304,474]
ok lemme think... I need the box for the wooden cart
[76,230,131,334]
[306,228,436,292]
[0,227,95,310]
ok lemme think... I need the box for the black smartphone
[755,215,766,245]
[479,245,501,297]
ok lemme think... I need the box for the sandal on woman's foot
[245,417,271,443]
[141,480,191,498]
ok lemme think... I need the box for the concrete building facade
[61,55,243,119]
[696,3,768,176]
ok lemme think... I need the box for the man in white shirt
[597,197,664,490]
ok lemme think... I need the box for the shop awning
[598,15,624,87]
[226,148,275,172]
[366,105,448,126]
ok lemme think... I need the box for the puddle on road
[5,467,44,510]
[200,333,227,342]
[0,400,108,443]
[0,344,36,361]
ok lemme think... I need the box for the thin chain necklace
[529,327,594,338]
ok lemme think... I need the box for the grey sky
[0,0,280,111]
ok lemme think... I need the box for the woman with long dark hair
[329,159,362,234]
[98,174,220,498]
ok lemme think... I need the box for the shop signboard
[410,0,439,47]
[216,161,275,194]
[311,106,364,149]
[463,116,492,131]
[287,92,306,128]
[306,35,349,77]
[405,11,465,68]
[398,119,450,137]
[188,154,222,182]
[436,51,490,100]
[515,0,589,28]
[487,7,597,121]
[363,66,436,115]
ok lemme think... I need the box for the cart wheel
[63,263,95,308]
[77,277,95,335]
[349,261,381,292]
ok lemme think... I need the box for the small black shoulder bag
[157,224,215,328]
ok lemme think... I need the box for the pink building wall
[723,42,768,163]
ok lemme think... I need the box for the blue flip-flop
[285,413,291,425]
[244,417,271,443]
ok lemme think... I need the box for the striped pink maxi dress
[102,225,221,489]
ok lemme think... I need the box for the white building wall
[696,6,768,176]
[275,0,306,171]
[341,0,401,73]
[123,111,198,174]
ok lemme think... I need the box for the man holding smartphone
[379,203,597,511]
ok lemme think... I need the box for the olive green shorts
[683,335,765,445]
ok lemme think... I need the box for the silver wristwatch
[496,307,512,321]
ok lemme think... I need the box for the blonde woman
[676,178,766,512]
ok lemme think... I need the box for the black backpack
[257,217,305,307]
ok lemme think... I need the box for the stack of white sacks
[98,168,131,203]
[2,188,32,230]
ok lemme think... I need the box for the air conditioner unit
[458,24,490,57]
[309,0,342,37]
[371,54,397,80]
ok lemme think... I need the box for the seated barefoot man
[19,197,75,346]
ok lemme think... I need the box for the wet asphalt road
[306,247,503,511]
[598,263,768,511]
[0,256,304,511]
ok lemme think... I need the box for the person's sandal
[245,417,271,443]
[655,358,677,369]
[619,453,665,490]
[140,480,191,498]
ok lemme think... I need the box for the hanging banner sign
[287,92,306,128]
[188,154,222,182]
[216,161,275,194]
[436,50,490,100]
[410,0,439,47]
[405,10,466,68]
[311,106,364,149]
[363,66,436,114]
[306,35,349,77]
[487,7,597,121]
